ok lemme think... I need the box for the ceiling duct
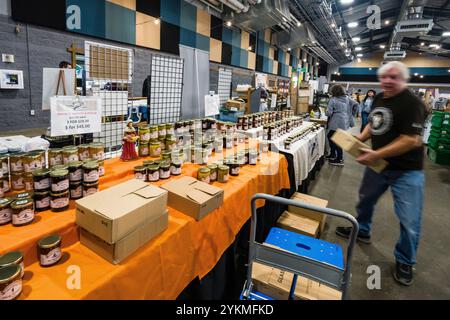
[391,1,433,44]
[231,0,291,31]
[384,50,407,59]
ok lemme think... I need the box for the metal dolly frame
[242,193,359,300]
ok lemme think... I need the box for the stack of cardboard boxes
[76,179,169,264]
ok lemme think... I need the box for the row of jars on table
[237,110,295,130]
[262,117,304,141]
[283,124,322,150]
[0,232,63,300]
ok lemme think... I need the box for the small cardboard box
[161,176,224,221]
[288,192,328,235]
[80,211,168,264]
[251,262,341,300]
[76,179,168,243]
[331,129,388,173]
[277,211,320,238]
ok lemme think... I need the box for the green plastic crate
[428,147,450,165]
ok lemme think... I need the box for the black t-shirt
[369,89,426,170]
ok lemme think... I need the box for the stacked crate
[428,111,450,165]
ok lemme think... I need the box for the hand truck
[240,193,359,300]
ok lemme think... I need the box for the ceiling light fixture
[297,22,301,27]
[385,20,390,25]
[357,53,363,57]
[352,37,360,42]
[420,75,424,78]
[226,21,232,27]
[248,46,252,51]
[348,22,358,28]
[331,23,336,28]
[369,67,372,70]
[379,44,385,49]
[340,0,354,4]
[420,42,425,46]
[303,59,307,62]
[355,46,362,51]
[288,48,291,51]
[357,58,361,62]
[429,44,439,48]
[154,18,160,25]
[340,41,345,47]
[442,31,450,37]
[414,73,419,76]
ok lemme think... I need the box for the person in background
[335,61,426,286]
[326,84,356,166]
[360,90,376,132]
[59,61,72,69]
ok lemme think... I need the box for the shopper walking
[326,85,356,166]
[360,90,376,132]
[335,61,426,286]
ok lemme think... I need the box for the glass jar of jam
[32,168,50,192]
[11,199,34,227]
[229,161,240,176]
[134,166,147,181]
[69,181,83,200]
[249,150,258,165]
[11,172,24,191]
[0,265,22,300]
[83,181,98,197]
[147,165,160,182]
[217,165,229,183]
[149,141,162,157]
[138,142,149,157]
[159,137,166,152]
[98,160,105,177]
[197,167,211,184]
[38,234,62,267]
[158,124,167,139]
[48,148,63,167]
[34,190,51,212]
[224,135,233,149]
[23,153,43,173]
[89,143,105,161]
[159,161,171,179]
[138,125,150,142]
[0,155,8,176]
[50,169,69,193]
[77,144,90,161]
[68,161,83,182]
[50,190,69,212]
[24,173,34,192]
[207,164,218,182]
[170,160,182,176]
[82,162,99,183]
[62,146,79,164]
[0,176,3,198]
[3,174,10,193]
[51,164,69,171]
[162,151,171,162]
[0,198,13,226]
[9,153,24,173]
[166,137,176,151]
[166,123,175,136]
[149,125,158,140]
[0,251,24,279]
[261,141,269,153]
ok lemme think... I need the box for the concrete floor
[308,128,450,299]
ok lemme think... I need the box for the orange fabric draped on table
[0,152,290,299]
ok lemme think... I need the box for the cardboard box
[161,176,224,221]
[80,211,168,264]
[76,179,168,243]
[251,262,342,300]
[331,129,388,173]
[277,211,320,238]
[288,192,328,235]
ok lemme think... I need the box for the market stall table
[0,149,290,299]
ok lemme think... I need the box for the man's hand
[353,134,364,141]
[356,148,380,166]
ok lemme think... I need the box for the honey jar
[77,144,90,161]
[0,154,8,175]
[138,142,149,157]
[207,164,218,182]
[11,172,25,191]
[98,160,105,177]
[48,148,63,167]
[11,199,34,227]
[24,173,34,192]
[0,265,22,300]
[2,174,10,193]
[0,198,13,226]
[9,153,24,173]
[38,234,62,267]
[138,125,150,142]
[89,142,105,161]
[149,140,162,157]
[23,152,43,173]
[62,146,79,164]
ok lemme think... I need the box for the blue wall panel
[105,2,135,44]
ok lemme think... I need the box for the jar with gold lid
[9,153,25,173]
[89,143,104,161]
[11,172,25,191]
[50,190,69,212]
[50,169,69,193]
[138,142,149,157]
[68,161,83,182]
[0,251,24,278]
[197,167,211,184]
[0,197,13,226]
[23,152,43,173]
[217,165,229,183]
[34,190,51,212]
[32,168,51,192]
[48,148,63,167]
[138,125,150,142]
[62,146,79,164]
[170,160,182,176]
[159,161,171,179]
[82,181,98,197]
[134,166,147,181]
[149,140,162,158]
[11,199,34,227]
[149,125,158,140]
[38,234,62,267]
[77,144,90,161]
[24,173,34,192]
[0,265,22,300]
[147,165,160,182]
[158,124,166,139]
[82,162,99,183]
[207,164,218,182]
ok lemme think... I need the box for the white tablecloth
[269,122,325,187]
[237,127,263,139]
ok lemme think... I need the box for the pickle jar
[0,251,24,279]
[50,190,69,212]
[38,234,62,267]
[149,125,158,140]
[134,166,147,181]
[77,144,90,161]
[166,123,175,136]
[147,165,160,182]
[23,152,43,173]
[149,141,162,158]
[138,125,150,142]
[0,265,22,300]
[11,172,25,191]
[69,181,83,200]
[0,198,13,226]
[11,199,34,227]
[159,161,171,179]
[48,148,63,167]
[138,142,150,157]
[197,167,211,184]
[82,162,99,183]
[34,191,51,212]
[68,161,83,182]
[217,165,230,183]
[32,168,51,192]
[166,137,176,151]
[158,124,166,139]
[89,143,105,161]
[207,164,218,182]
[162,151,171,162]
[170,160,182,176]
[24,173,34,192]
[62,146,79,164]
[83,181,98,197]
[50,169,69,193]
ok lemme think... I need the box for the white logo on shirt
[369,107,393,135]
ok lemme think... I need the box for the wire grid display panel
[85,41,133,159]
[149,55,184,125]
[218,68,232,107]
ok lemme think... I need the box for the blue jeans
[361,112,370,132]
[327,130,343,161]
[356,168,424,265]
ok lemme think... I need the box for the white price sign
[50,96,102,137]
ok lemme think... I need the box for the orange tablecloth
[1,151,290,299]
